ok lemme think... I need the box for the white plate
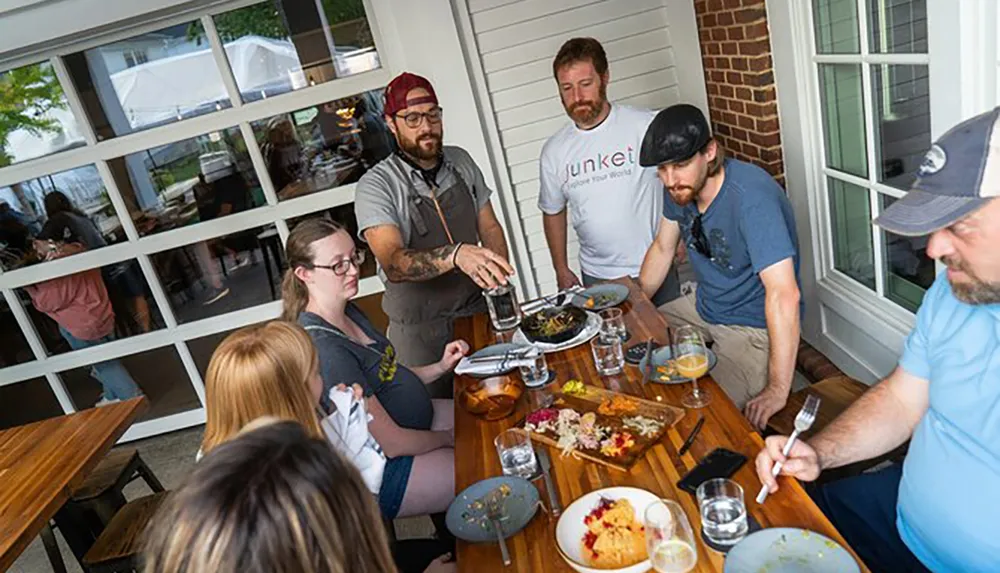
[724,527,859,573]
[512,311,601,354]
[555,487,660,573]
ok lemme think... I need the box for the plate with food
[523,382,683,472]
[514,308,601,353]
[446,476,540,543]
[723,528,859,573]
[555,487,660,573]
[638,345,719,384]
[520,305,590,344]
[573,284,630,311]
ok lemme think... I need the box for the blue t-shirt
[662,159,799,328]
[299,305,434,432]
[896,274,1000,572]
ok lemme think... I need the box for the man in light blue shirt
[756,107,1000,572]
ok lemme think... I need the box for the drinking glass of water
[599,308,627,341]
[696,478,748,546]
[518,346,549,388]
[494,428,538,479]
[644,499,697,573]
[484,284,521,331]
[591,336,624,376]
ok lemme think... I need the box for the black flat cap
[639,104,712,167]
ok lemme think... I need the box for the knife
[678,415,705,456]
[641,338,654,386]
[467,349,533,364]
[536,448,561,516]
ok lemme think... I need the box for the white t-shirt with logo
[538,104,662,279]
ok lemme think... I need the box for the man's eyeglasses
[395,107,443,129]
[691,214,712,259]
[312,250,366,276]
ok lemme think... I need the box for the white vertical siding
[460,0,706,295]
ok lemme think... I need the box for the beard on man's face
[941,254,1000,304]
[565,81,608,125]
[398,131,442,161]
[667,186,698,207]
[665,168,709,207]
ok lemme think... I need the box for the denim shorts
[378,455,414,519]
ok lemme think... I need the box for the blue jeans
[59,327,142,401]
[809,464,931,573]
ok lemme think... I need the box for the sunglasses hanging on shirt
[690,213,713,259]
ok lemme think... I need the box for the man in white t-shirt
[539,37,680,304]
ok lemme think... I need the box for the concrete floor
[9,424,434,573]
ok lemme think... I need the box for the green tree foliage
[0,63,67,167]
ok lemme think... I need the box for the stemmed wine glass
[674,325,710,408]
[644,499,698,573]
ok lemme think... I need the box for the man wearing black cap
[637,104,801,428]
[755,108,1000,572]
[355,72,514,397]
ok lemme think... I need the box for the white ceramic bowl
[554,487,660,573]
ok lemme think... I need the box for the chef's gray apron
[382,166,486,398]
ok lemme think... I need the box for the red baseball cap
[383,72,438,117]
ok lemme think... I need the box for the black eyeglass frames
[395,107,443,129]
[311,250,366,276]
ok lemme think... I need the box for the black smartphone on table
[677,447,748,494]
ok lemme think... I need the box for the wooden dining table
[453,279,869,572]
[0,397,147,571]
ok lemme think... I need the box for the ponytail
[279,217,347,322]
[280,269,309,322]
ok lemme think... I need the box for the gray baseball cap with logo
[875,107,1000,236]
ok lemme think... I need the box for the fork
[485,490,511,566]
[755,394,821,504]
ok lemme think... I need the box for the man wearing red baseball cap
[355,72,513,397]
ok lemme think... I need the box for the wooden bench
[767,375,868,437]
[767,375,907,480]
[83,492,169,573]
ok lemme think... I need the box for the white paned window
[811,0,933,314]
[0,0,389,439]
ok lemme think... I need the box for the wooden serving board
[523,385,684,472]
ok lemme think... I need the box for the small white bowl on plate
[554,487,660,573]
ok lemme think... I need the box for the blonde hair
[144,420,397,573]
[201,321,323,454]
[280,217,347,322]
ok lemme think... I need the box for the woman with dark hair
[144,419,454,573]
[38,191,152,332]
[281,217,464,520]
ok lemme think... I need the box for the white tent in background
[110,35,305,129]
[5,106,87,164]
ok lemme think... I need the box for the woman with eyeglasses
[281,217,463,520]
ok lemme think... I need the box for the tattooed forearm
[384,244,457,282]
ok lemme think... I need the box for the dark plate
[446,476,540,543]
[571,283,630,311]
[521,305,588,344]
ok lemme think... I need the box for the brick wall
[694,0,784,186]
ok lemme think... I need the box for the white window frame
[806,0,932,321]
[769,0,993,380]
[0,0,392,441]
